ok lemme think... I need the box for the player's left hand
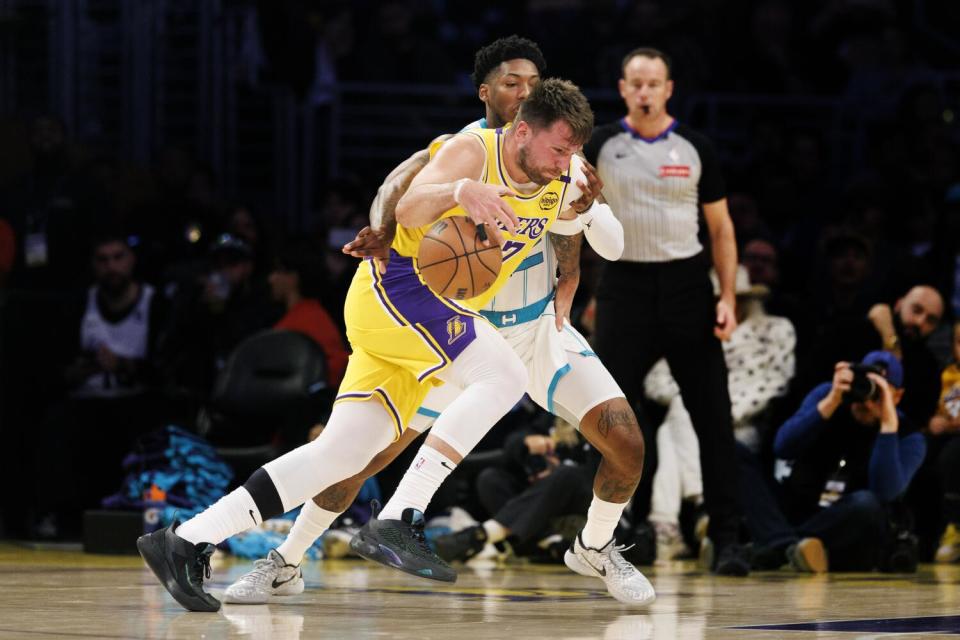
[554,273,579,332]
[343,226,392,274]
[570,160,603,214]
[714,297,737,340]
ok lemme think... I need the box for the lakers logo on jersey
[446,315,467,345]
[539,192,559,210]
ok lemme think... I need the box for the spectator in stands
[644,266,796,561]
[742,237,779,288]
[864,285,944,424]
[740,237,805,330]
[269,244,348,387]
[36,234,168,536]
[932,323,960,562]
[65,234,166,395]
[742,351,926,573]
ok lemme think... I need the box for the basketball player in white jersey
[224,36,653,606]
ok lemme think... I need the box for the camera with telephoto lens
[845,363,885,403]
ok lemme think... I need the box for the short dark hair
[471,35,547,89]
[516,78,594,145]
[90,233,130,255]
[621,47,672,80]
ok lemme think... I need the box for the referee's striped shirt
[584,118,726,263]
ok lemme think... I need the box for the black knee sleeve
[243,468,285,521]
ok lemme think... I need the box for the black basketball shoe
[434,524,488,562]
[350,502,456,582]
[137,522,221,612]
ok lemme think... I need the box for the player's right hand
[343,226,392,274]
[457,180,519,245]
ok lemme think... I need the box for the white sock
[581,494,628,549]
[177,487,261,546]
[276,501,340,565]
[379,446,456,521]
[482,519,509,544]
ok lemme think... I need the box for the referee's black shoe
[350,501,456,582]
[713,541,751,577]
[137,523,221,612]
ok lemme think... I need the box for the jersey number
[501,240,525,262]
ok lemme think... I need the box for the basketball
[417,216,502,300]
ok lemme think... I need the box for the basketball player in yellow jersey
[135,77,594,611]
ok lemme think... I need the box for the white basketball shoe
[564,533,656,606]
[222,549,304,604]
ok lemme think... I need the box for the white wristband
[576,199,596,215]
[452,178,469,205]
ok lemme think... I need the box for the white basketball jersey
[76,284,154,396]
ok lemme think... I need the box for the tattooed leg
[579,397,645,503]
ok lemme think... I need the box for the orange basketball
[417,216,502,300]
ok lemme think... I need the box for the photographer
[738,351,926,572]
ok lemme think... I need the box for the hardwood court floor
[1,543,960,639]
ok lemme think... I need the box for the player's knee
[303,424,378,480]
[592,399,644,475]
[617,426,645,478]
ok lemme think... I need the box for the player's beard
[517,145,554,186]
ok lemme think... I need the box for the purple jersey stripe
[367,259,406,326]
[376,251,479,365]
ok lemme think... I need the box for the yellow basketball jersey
[392,127,575,309]
[939,363,960,419]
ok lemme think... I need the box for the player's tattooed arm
[550,231,583,332]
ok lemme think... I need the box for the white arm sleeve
[580,202,624,261]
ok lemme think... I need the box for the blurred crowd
[1,0,960,574]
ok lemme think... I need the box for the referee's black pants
[595,253,742,549]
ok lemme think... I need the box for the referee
[584,48,749,576]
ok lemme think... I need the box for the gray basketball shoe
[564,532,656,606]
[222,549,304,604]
